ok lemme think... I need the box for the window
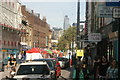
[12,2,14,8]
[8,41,10,46]
[17,65,50,75]
[11,41,13,46]
[15,41,16,46]
[0,40,1,45]
[4,40,6,45]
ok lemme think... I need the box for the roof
[20,62,47,65]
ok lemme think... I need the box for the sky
[21,1,86,29]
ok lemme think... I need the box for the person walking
[79,64,90,80]
[72,57,82,80]
[93,56,100,80]
[106,59,118,80]
[96,55,109,80]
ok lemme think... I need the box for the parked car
[13,62,53,80]
[56,57,70,69]
[33,58,61,78]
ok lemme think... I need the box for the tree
[57,26,76,51]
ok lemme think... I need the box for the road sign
[106,2,120,6]
[97,5,113,18]
[88,33,101,42]
[113,7,120,18]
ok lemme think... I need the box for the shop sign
[109,31,118,39]
[2,50,7,52]
[97,5,113,18]
[88,33,101,42]
[76,49,84,57]
[113,7,120,18]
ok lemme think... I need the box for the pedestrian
[96,55,109,80]
[7,54,17,67]
[76,57,82,79]
[7,54,17,78]
[72,52,76,66]
[106,59,118,80]
[79,64,89,80]
[72,57,82,80]
[93,56,100,80]
[18,53,22,61]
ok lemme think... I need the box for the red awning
[26,48,40,53]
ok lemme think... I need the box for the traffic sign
[113,7,120,18]
[106,2,120,6]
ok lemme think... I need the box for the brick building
[21,5,52,48]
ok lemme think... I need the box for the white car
[13,62,53,80]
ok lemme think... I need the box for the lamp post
[75,0,80,79]
[76,0,80,50]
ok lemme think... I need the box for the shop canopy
[39,49,48,54]
[45,49,53,54]
[26,48,40,53]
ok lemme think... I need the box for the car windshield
[32,59,54,69]
[17,65,50,75]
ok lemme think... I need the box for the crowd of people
[70,54,118,80]
[5,48,118,80]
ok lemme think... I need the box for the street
[60,68,71,80]
[0,67,72,80]
[0,0,119,80]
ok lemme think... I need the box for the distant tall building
[63,15,70,30]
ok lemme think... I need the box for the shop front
[109,31,118,61]
[1,48,19,65]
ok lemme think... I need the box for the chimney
[31,10,34,14]
[38,14,40,18]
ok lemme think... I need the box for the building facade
[21,5,52,49]
[51,27,63,48]
[0,0,22,70]
[86,0,118,61]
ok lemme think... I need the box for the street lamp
[76,0,80,50]
[75,0,81,79]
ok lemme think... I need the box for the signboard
[76,49,84,57]
[113,7,120,18]
[106,2,120,6]
[97,5,113,18]
[88,33,101,42]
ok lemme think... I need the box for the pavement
[0,66,10,80]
